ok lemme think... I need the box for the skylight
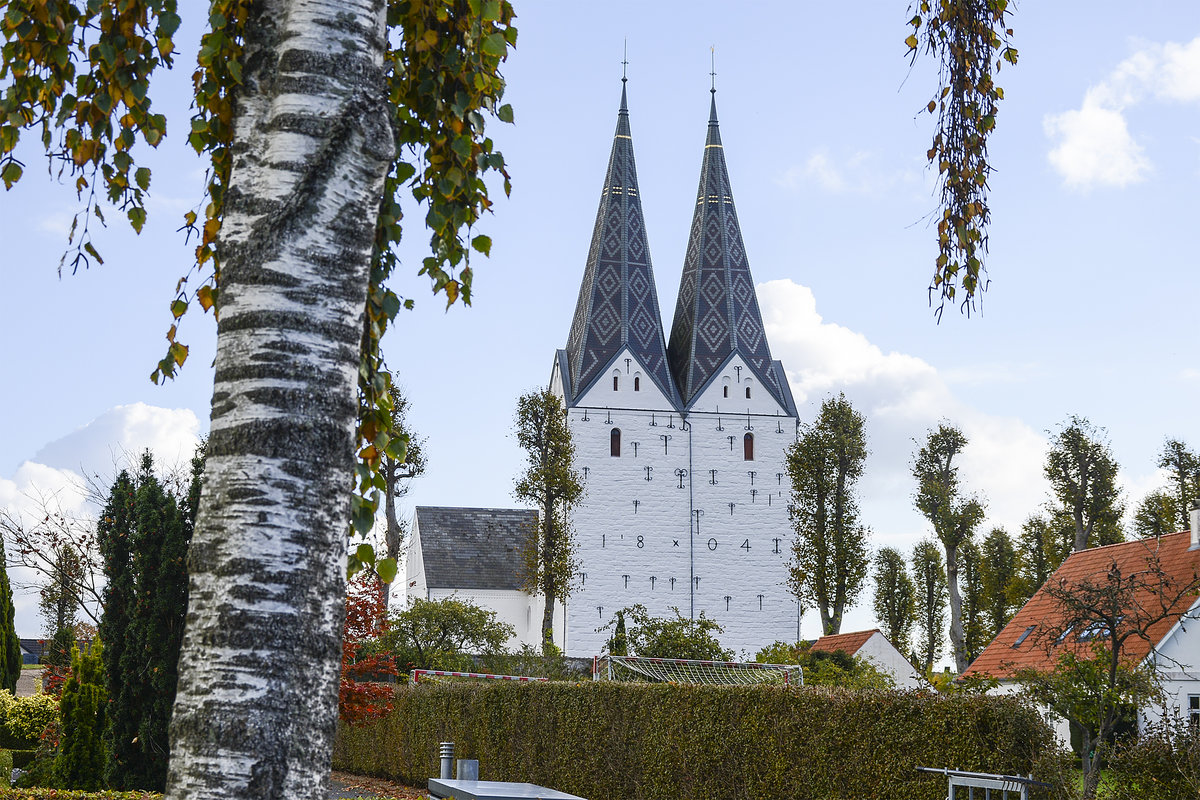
[1013,625,1035,647]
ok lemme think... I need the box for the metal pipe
[439,742,454,780]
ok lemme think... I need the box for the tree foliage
[786,393,870,636]
[0,535,20,693]
[907,0,1018,318]
[600,605,732,661]
[39,545,82,639]
[871,546,916,655]
[379,384,426,603]
[513,388,581,654]
[977,526,1018,640]
[97,449,199,791]
[958,537,985,665]
[753,641,895,690]
[1133,439,1200,539]
[912,422,984,673]
[1045,415,1124,552]
[54,641,107,792]
[382,596,514,675]
[340,573,396,726]
[912,539,947,672]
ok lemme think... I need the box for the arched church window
[611,428,621,457]
[634,376,640,391]
[723,385,729,398]
[743,433,754,461]
[745,386,751,399]
[613,375,619,391]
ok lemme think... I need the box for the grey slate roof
[564,81,680,407]
[415,506,537,591]
[667,92,787,409]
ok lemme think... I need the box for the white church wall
[572,347,677,411]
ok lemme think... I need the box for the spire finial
[710,47,716,94]
[622,39,628,83]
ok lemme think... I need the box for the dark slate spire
[667,90,786,408]
[565,81,679,406]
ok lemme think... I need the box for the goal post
[592,655,803,686]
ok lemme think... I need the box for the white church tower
[551,81,799,657]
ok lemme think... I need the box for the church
[548,79,800,657]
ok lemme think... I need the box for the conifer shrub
[54,643,106,791]
[333,682,1062,800]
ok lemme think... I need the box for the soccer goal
[592,655,803,686]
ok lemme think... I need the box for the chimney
[1190,501,1199,551]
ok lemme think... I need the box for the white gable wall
[572,347,677,411]
[687,354,788,417]
[1142,600,1200,731]
[856,632,923,689]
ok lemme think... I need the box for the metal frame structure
[592,654,803,686]
[915,767,1052,800]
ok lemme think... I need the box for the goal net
[592,655,803,686]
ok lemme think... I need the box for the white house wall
[857,633,923,689]
[425,588,565,653]
[1142,602,1200,731]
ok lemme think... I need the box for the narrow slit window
[634,377,640,391]
[745,386,751,399]
[723,386,729,398]
[610,428,621,457]
[613,376,619,391]
[743,433,754,461]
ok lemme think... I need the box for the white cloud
[759,278,1049,545]
[1045,36,1200,189]
[778,150,920,196]
[2,403,203,636]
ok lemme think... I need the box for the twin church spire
[565,80,786,411]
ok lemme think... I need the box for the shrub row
[0,792,159,800]
[333,682,1063,800]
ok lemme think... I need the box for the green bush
[334,682,1063,800]
[1107,721,1200,800]
[4,695,57,749]
[9,749,34,768]
[0,750,11,781]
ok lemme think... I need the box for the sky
[2,2,1199,651]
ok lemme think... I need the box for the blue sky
[2,1,1199,647]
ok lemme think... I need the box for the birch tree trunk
[167,1,391,797]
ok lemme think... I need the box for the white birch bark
[167,1,391,797]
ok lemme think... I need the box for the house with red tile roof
[961,512,1200,740]
[811,628,924,689]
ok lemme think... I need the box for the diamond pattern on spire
[666,94,787,409]
[564,86,679,407]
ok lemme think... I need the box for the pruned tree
[1017,542,1200,800]
[1132,490,1179,540]
[379,384,426,608]
[1011,512,1071,605]
[959,536,985,665]
[978,526,1018,640]
[1157,438,1199,533]
[912,539,947,673]
[2,0,516,794]
[872,546,916,655]
[912,422,985,673]
[1045,415,1124,552]
[514,388,582,654]
[786,393,870,636]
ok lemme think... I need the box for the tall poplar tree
[958,537,985,664]
[1045,416,1124,552]
[912,423,984,673]
[978,527,1018,639]
[911,540,947,673]
[0,536,19,692]
[786,394,870,636]
[1157,438,1199,532]
[871,547,915,655]
[514,388,582,654]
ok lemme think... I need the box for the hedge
[333,682,1064,800]
[0,793,159,800]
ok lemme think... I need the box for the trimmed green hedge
[333,682,1062,800]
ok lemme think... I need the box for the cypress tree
[55,641,107,791]
[97,468,138,788]
[99,449,199,791]
[0,538,20,692]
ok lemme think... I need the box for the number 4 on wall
[740,539,750,551]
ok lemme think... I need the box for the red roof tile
[961,531,1200,681]
[810,629,880,657]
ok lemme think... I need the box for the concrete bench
[428,778,586,800]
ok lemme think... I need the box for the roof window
[1012,625,1035,647]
